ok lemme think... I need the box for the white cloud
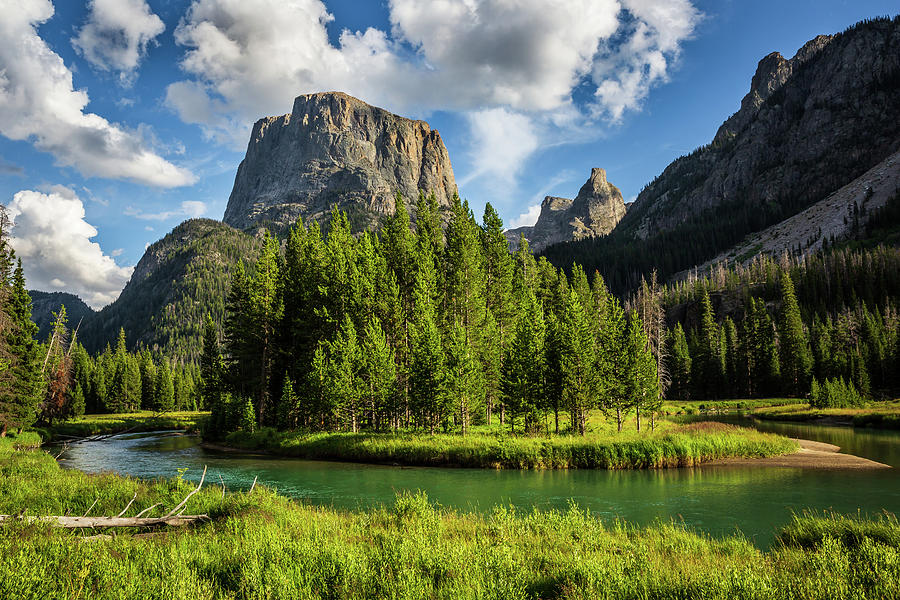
[125,200,208,221]
[167,0,699,141]
[72,0,165,85]
[508,204,542,229]
[459,108,539,187]
[593,0,702,121]
[6,188,134,309]
[0,0,196,187]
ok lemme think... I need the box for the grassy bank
[220,421,797,469]
[753,401,900,429]
[45,411,209,439]
[0,433,897,599]
[662,398,798,415]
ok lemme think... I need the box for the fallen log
[0,515,208,528]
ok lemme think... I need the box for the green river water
[60,419,900,548]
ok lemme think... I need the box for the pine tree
[154,360,175,412]
[501,289,546,433]
[138,350,157,410]
[599,295,630,432]
[560,289,600,435]
[778,271,812,396]
[480,203,515,425]
[199,314,223,410]
[667,324,692,400]
[277,375,298,430]
[409,279,446,434]
[623,314,659,431]
[359,315,397,430]
[694,288,724,399]
[0,252,42,434]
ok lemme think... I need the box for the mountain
[77,219,261,361]
[28,291,94,342]
[505,168,626,252]
[543,16,900,294]
[223,91,458,232]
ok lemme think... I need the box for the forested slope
[77,219,261,363]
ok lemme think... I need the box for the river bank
[0,431,898,599]
[752,401,900,430]
[210,421,798,469]
[43,411,208,440]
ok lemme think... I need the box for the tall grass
[223,421,797,469]
[0,433,897,599]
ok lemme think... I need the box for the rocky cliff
[223,92,458,231]
[506,168,626,252]
[542,16,900,294]
[624,17,900,241]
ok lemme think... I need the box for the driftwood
[0,515,208,528]
[0,466,210,530]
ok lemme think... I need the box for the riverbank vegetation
[0,433,897,599]
[46,411,208,439]
[753,401,900,429]
[220,421,796,469]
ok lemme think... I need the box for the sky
[0,0,897,309]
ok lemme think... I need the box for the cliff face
[622,18,900,241]
[506,168,626,252]
[223,92,458,231]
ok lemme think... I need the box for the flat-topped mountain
[223,92,458,231]
[506,168,626,252]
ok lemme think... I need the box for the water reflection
[59,424,899,548]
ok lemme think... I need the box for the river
[59,419,900,548]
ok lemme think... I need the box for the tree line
[660,249,900,404]
[202,194,661,438]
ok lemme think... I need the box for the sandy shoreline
[707,438,892,470]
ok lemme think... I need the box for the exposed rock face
[506,168,626,252]
[223,92,458,231]
[622,18,900,241]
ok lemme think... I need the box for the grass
[662,398,799,416]
[753,400,900,429]
[45,411,209,439]
[221,421,798,469]
[0,432,897,599]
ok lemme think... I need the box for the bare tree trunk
[616,407,622,432]
[636,403,641,432]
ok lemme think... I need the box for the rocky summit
[506,168,626,253]
[223,92,458,231]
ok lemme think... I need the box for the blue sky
[0,0,897,308]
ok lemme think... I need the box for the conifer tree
[623,315,659,431]
[1,257,41,433]
[694,288,724,399]
[501,289,546,433]
[138,350,157,410]
[778,271,812,396]
[277,375,298,430]
[359,316,397,430]
[560,289,599,435]
[154,360,175,412]
[666,324,692,400]
[199,314,223,410]
[409,278,446,434]
[599,295,630,432]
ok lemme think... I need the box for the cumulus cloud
[0,0,196,187]
[165,0,699,187]
[72,0,165,85]
[593,0,703,120]
[459,108,539,187]
[508,204,542,230]
[6,188,134,309]
[124,200,208,221]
